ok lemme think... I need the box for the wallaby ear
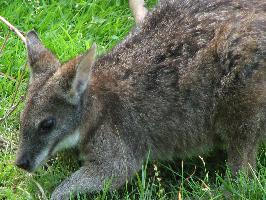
[68,43,97,104]
[26,30,60,79]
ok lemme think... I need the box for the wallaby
[15,0,265,199]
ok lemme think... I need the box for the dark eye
[39,117,56,133]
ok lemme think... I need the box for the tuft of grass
[0,0,265,199]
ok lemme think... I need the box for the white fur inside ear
[52,129,81,155]
[69,44,96,104]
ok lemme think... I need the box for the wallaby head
[15,31,97,172]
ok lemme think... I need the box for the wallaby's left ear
[68,43,97,104]
[26,30,60,79]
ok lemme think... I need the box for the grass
[0,0,265,199]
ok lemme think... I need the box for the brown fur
[15,0,265,199]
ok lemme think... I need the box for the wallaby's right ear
[67,43,97,104]
[26,30,60,79]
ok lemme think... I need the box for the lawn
[0,0,265,199]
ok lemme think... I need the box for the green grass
[0,0,265,199]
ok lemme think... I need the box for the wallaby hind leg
[129,0,148,24]
[216,16,266,176]
[224,104,263,175]
[223,92,264,175]
[227,138,259,176]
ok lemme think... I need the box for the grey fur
[16,0,265,199]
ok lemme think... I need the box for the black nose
[16,154,31,171]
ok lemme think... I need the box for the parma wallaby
[15,0,265,199]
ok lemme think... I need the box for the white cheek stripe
[52,129,81,155]
[34,148,49,169]
[33,130,81,169]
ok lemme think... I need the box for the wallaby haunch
[15,0,265,199]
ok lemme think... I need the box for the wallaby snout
[16,142,50,172]
[15,152,33,172]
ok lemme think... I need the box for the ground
[0,0,265,199]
